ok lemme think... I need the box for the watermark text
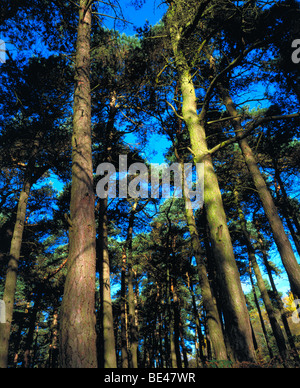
[95,155,204,210]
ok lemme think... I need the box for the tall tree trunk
[168,20,256,362]
[171,279,182,369]
[48,309,59,368]
[23,293,42,368]
[59,0,98,368]
[234,188,289,362]
[121,250,129,368]
[249,266,274,359]
[167,266,177,368]
[181,168,228,361]
[188,277,206,366]
[256,229,300,362]
[273,160,300,256]
[218,85,300,299]
[125,201,139,368]
[99,197,117,368]
[0,180,31,368]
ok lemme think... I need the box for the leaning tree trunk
[218,85,300,299]
[60,0,97,368]
[0,179,31,368]
[168,17,256,362]
[273,160,300,257]
[234,188,289,362]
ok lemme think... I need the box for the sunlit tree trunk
[167,11,256,362]
[60,0,97,368]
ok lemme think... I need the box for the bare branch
[165,100,184,120]
[209,112,300,155]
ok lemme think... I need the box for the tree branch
[209,112,300,155]
[166,100,184,120]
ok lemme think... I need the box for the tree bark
[234,188,288,361]
[121,250,129,368]
[59,0,98,368]
[99,197,117,368]
[273,161,300,257]
[249,265,274,359]
[125,201,139,368]
[181,168,228,361]
[168,18,256,362]
[218,85,300,299]
[0,180,31,368]
[256,229,300,362]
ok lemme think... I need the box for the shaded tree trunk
[48,309,59,368]
[249,266,274,359]
[171,278,182,369]
[0,179,31,368]
[256,229,300,362]
[218,85,300,299]
[59,0,97,368]
[273,160,300,257]
[23,293,42,368]
[99,197,117,368]
[125,201,139,368]
[120,250,129,368]
[234,188,289,362]
[181,168,228,361]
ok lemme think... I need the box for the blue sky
[107,1,167,36]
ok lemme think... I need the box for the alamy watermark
[0,300,6,324]
[0,39,6,64]
[95,155,204,210]
[292,39,300,64]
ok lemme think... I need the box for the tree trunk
[171,279,182,368]
[188,278,206,366]
[218,85,300,299]
[0,180,31,368]
[168,21,256,362]
[121,250,129,368]
[249,266,274,359]
[23,293,41,368]
[59,0,98,368]
[125,201,139,368]
[273,161,300,256]
[181,172,228,361]
[234,188,289,362]
[256,230,300,362]
[48,309,59,368]
[99,197,117,368]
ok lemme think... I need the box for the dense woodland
[0,0,300,369]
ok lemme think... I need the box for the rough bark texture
[219,85,300,299]
[99,197,117,368]
[168,17,256,362]
[182,168,228,361]
[0,180,31,368]
[234,188,288,361]
[121,251,129,368]
[59,1,97,368]
[126,201,139,368]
